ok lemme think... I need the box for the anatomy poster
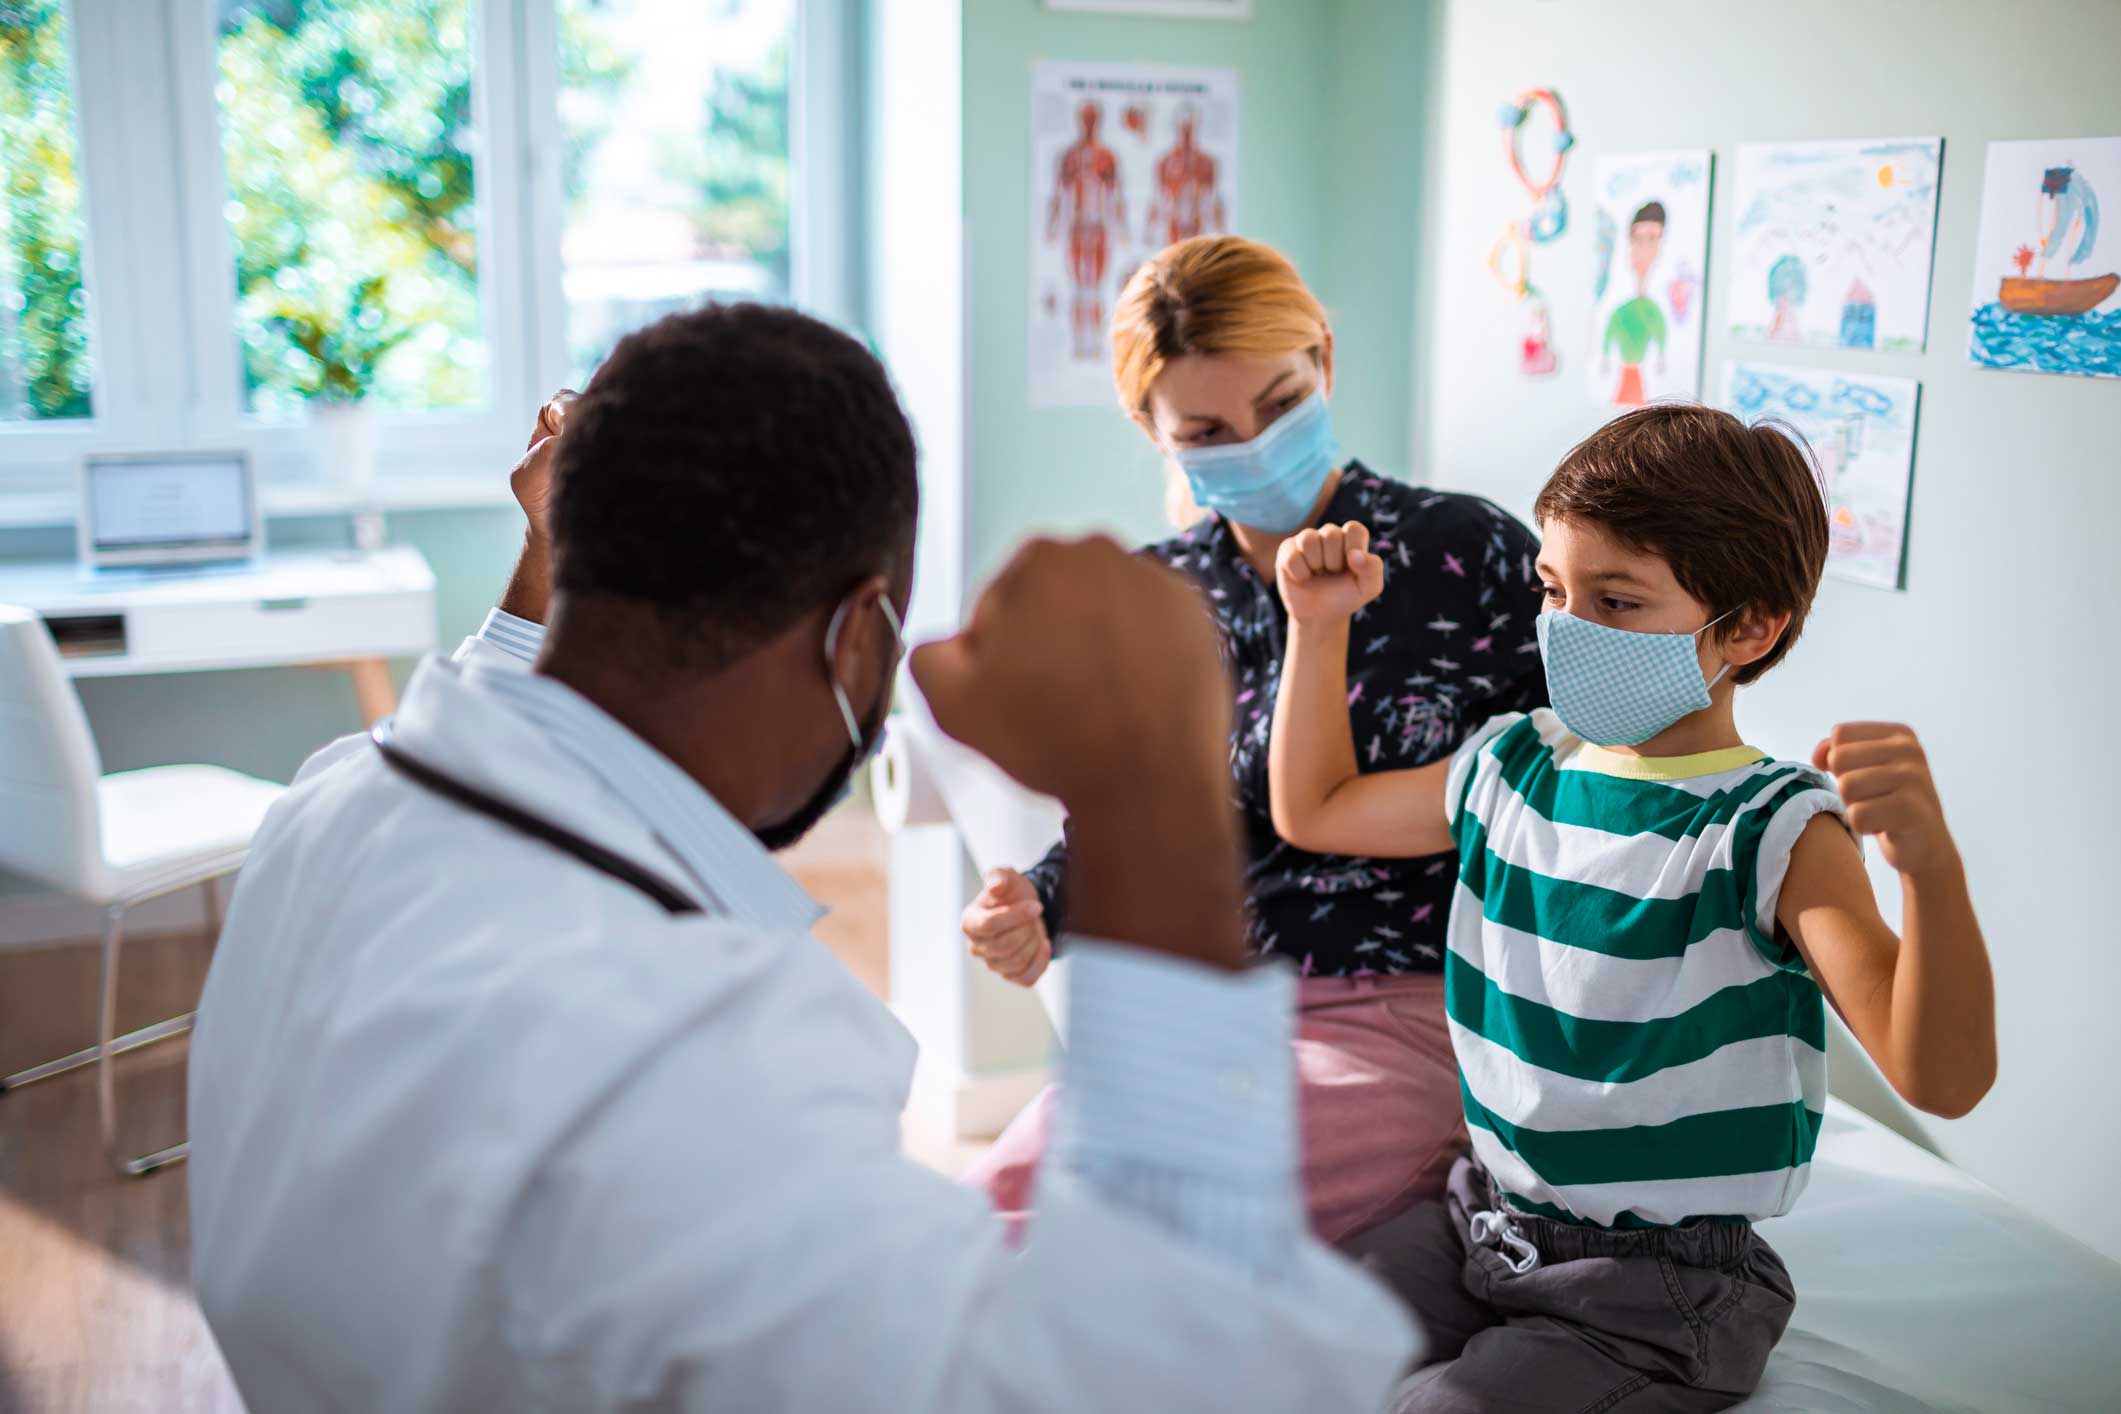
[1727,138,1943,353]
[1029,61,1239,408]
[1585,150,1712,407]
[1725,362,1921,591]
[1966,136,2121,380]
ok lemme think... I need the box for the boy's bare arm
[1268,523,1454,859]
[1778,724,1996,1119]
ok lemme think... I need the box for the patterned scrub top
[1025,462,1547,977]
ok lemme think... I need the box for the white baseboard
[0,877,231,951]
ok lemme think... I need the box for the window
[0,0,94,422]
[0,0,850,501]
[215,0,486,413]
[554,0,793,385]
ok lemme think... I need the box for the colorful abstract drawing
[1585,150,1712,407]
[1488,86,1574,379]
[1966,136,2121,380]
[1724,362,1920,591]
[1728,138,1943,353]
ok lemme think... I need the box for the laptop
[78,451,263,572]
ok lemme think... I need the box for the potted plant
[267,275,409,549]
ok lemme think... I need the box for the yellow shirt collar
[1572,743,1769,782]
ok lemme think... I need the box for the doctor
[187,303,1416,1411]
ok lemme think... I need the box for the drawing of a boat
[1998,273,2119,316]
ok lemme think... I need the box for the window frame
[0,0,853,522]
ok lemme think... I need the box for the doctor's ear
[825,576,899,679]
[1317,333,1336,398]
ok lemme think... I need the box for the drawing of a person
[1047,100,1126,359]
[1600,200,1668,405]
[1767,254,1808,340]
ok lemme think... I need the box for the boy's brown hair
[1534,404,1829,685]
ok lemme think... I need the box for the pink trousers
[961,972,1467,1244]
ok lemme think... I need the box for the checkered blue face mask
[1536,608,1735,747]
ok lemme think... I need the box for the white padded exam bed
[1742,1102,2121,1412]
[876,712,2121,1413]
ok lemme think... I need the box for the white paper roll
[871,719,952,831]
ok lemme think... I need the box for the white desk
[0,548,437,726]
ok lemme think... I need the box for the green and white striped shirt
[1443,709,1845,1228]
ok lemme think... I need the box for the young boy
[1266,405,1996,1412]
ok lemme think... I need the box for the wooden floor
[0,803,957,1414]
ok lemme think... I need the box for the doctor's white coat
[187,641,1415,1412]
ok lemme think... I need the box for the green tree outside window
[0,0,94,422]
[556,0,790,385]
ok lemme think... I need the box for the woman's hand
[1276,521,1384,624]
[962,868,1052,987]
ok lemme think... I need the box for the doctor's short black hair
[549,302,919,671]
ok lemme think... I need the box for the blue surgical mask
[1173,387,1341,534]
[1536,608,1735,747]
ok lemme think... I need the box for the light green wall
[961,0,1437,583]
[1319,0,1441,487]
[1417,0,2121,1259]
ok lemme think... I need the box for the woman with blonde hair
[962,235,1549,1243]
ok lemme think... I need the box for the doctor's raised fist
[910,536,1229,812]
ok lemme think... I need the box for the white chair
[0,604,285,1175]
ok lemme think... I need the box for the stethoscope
[369,720,703,917]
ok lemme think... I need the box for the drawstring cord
[1469,1208,1541,1275]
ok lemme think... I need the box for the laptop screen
[87,454,254,553]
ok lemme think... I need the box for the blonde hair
[1108,236,1332,525]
